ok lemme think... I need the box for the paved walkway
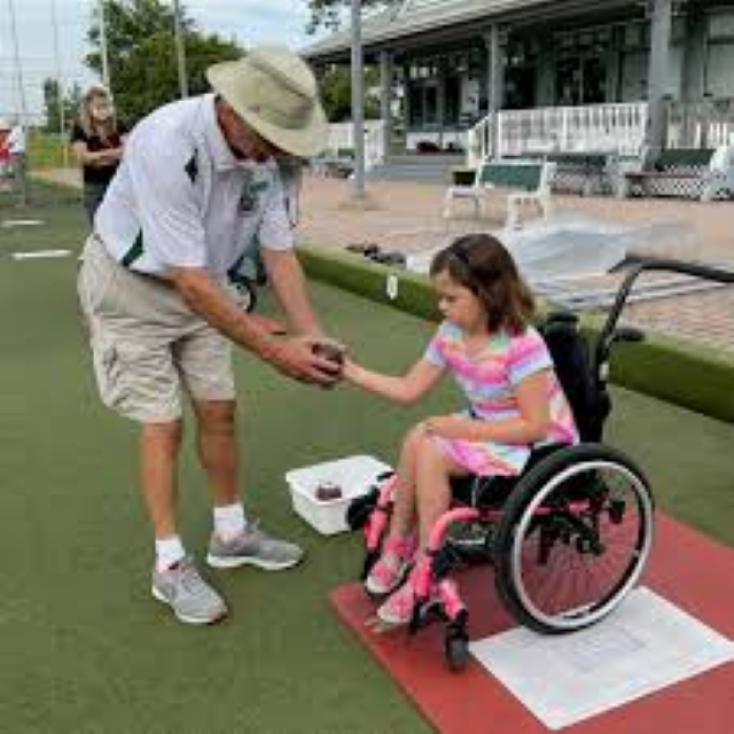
[34,167,734,352]
[296,176,734,353]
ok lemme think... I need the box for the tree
[319,65,381,122]
[42,79,83,134]
[85,1,242,124]
[305,0,396,34]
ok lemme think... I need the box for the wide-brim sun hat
[206,45,328,158]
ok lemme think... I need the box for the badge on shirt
[238,171,270,216]
[239,172,258,214]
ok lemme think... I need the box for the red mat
[330,514,734,733]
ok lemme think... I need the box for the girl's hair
[429,233,535,334]
[78,85,118,140]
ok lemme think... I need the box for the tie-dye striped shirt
[423,321,578,475]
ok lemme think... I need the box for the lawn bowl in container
[285,455,392,535]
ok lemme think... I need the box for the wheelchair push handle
[597,258,734,365]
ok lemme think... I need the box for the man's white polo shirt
[95,94,293,278]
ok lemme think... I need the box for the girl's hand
[421,415,472,440]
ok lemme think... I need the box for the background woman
[71,86,128,224]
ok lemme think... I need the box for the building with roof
[304,0,734,166]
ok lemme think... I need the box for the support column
[349,0,366,199]
[606,27,623,102]
[403,60,412,149]
[483,25,503,157]
[536,38,555,107]
[484,26,503,114]
[645,0,673,157]
[437,58,446,147]
[680,5,707,146]
[681,5,706,103]
[379,50,393,160]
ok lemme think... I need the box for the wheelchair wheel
[445,627,470,672]
[229,275,257,313]
[494,443,654,635]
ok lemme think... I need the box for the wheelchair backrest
[538,312,610,442]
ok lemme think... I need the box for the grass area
[26,130,70,170]
[1,188,733,732]
[0,180,83,238]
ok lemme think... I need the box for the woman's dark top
[70,121,128,186]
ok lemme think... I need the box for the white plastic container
[285,455,393,535]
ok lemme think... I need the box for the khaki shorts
[78,235,236,422]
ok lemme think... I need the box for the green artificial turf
[0,188,732,733]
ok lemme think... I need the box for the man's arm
[170,266,339,386]
[261,248,321,336]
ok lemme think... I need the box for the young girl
[343,233,578,625]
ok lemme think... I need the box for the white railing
[325,119,386,169]
[467,116,493,168]
[667,99,734,149]
[469,102,649,162]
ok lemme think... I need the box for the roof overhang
[303,0,648,64]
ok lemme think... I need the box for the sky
[0,0,323,123]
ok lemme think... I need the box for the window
[706,42,734,97]
[424,85,438,124]
[708,12,734,40]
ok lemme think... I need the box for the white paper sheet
[469,587,734,730]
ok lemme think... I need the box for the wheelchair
[347,259,734,671]
[228,248,267,313]
[227,157,302,313]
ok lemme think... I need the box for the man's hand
[260,336,343,387]
[170,266,343,387]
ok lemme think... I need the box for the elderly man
[78,46,342,625]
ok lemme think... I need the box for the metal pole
[7,0,28,125]
[350,0,365,199]
[646,0,673,159]
[50,0,69,166]
[379,50,392,162]
[172,0,189,98]
[99,0,111,91]
[485,25,502,159]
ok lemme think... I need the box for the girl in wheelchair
[343,233,578,626]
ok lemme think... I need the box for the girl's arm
[71,140,122,167]
[424,370,552,444]
[344,357,444,405]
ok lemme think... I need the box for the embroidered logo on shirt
[238,172,270,215]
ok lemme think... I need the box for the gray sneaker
[207,521,304,571]
[152,556,228,625]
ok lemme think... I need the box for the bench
[310,147,354,179]
[614,146,734,201]
[443,159,555,228]
[545,152,612,196]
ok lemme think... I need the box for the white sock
[213,502,247,542]
[155,535,186,573]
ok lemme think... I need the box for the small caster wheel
[229,274,257,312]
[445,631,470,672]
[346,490,378,530]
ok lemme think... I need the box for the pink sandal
[377,558,438,626]
[364,535,416,596]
